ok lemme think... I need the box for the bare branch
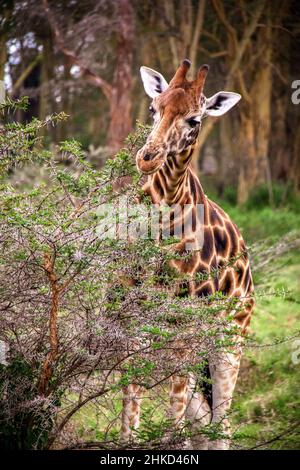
[189,0,206,76]
[42,0,113,100]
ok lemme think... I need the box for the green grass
[223,203,300,450]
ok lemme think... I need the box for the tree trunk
[39,34,57,139]
[270,2,291,182]
[0,5,12,82]
[219,115,235,193]
[0,36,7,82]
[237,8,273,204]
[252,16,273,203]
[106,0,134,152]
[292,116,300,193]
[59,56,71,142]
[237,110,257,204]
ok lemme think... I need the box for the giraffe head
[136,60,241,175]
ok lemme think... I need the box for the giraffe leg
[168,375,189,425]
[164,375,189,448]
[121,384,142,443]
[208,350,241,450]
[185,374,212,450]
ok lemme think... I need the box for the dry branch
[38,252,59,396]
[42,0,112,100]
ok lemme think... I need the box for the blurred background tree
[2,0,300,204]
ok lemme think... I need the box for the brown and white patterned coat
[121,60,254,450]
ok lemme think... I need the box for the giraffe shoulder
[207,199,248,258]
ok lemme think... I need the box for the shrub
[0,97,243,449]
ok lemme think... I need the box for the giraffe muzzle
[136,147,165,175]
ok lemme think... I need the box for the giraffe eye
[187,117,200,127]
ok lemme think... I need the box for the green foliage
[222,203,300,450]
[245,183,300,213]
[0,100,68,174]
[0,95,29,113]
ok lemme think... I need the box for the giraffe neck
[146,145,205,207]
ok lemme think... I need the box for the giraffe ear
[205,91,241,117]
[140,66,169,99]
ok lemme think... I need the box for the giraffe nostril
[143,153,152,161]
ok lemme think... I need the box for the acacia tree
[0,97,250,450]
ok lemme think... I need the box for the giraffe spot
[167,159,174,170]
[191,206,197,231]
[182,149,193,163]
[172,156,181,170]
[234,310,249,324]
[223,383,231,392]
[153,178,164,198]
[235,261,245,284]
[244,267,252,291]
[132,402,140,413]
[230,369,239,378]
[173,384,186,394]
[210,207,224,226]
[221,271,234,295]
[246,297,255,309]
[179,137,187,148]
[201,228,214,263]
[176,281,190,297]
[225,221,239,257]
[220,372,229,380]
[233,288,242,297]
[189,174,197,197]
[197,262,209,274]
[209,256,219,290]
[196,282,213,297]
[164,162,172,178]
[214,226,228,256]
[159,169,168,187]
[218,259,226,269]
[214,277,219,291]
[175,403,185,413]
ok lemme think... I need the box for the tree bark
[39,34,56,138]
[237,110,257,204]
[38,252,59,397]
[0,4,13,82]
[269,1,291,182]
[252,15,273,189]
[106,0,134,151]
[0,38,7,82]
[292,116,300,193]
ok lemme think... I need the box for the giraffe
[121,60,254,450]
